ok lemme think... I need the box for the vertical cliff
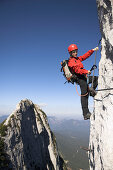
[89,0,113,170]
[0,99,66,170]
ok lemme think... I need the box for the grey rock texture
[1,99,66,170]
[89,0,113,170]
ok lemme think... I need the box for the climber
[68,44,98,120]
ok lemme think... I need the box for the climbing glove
[93,47,99,51]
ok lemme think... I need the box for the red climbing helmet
[68,44,78,52]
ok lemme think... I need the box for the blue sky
[0,0,101,119]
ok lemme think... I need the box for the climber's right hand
[88,70,91,75]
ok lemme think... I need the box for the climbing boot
[89,87,97,97]
[84,112,91,120]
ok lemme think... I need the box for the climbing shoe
[84,112,91,120]
[89,87,97,97]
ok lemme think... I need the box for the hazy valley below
[48,117,90,170]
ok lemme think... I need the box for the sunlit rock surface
[0,99,66,170]
[89,0,113,170]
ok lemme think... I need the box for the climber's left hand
[93,47,99,51]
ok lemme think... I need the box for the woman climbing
[68,44,98,120]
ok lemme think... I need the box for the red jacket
[68,49,94,75]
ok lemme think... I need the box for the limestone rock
[89,0,113,170]
[0,99,66,170]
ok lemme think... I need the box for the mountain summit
[0,99,66,170]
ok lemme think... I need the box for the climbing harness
[75,64,98,97]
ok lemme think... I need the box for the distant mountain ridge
[48,116,90,132]
[0,115,90,130]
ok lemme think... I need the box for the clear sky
[0,0,101,119]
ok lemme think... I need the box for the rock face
[89,0,113,170]
[0,99,66,170]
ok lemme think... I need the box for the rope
[91,39,101,88]
[75,84,89,97]
[91,51,97,88]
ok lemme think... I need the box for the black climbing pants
[77,75,98,116]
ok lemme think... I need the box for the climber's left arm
[79,47,99,61]
[78,50,94,61]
